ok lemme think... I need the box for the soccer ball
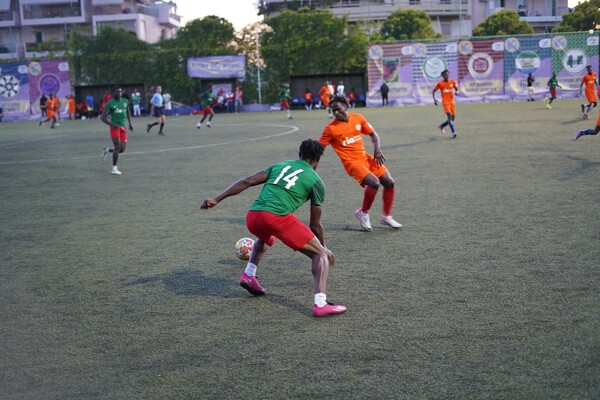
[235,237,254,261]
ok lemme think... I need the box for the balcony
[24,40,67,57]
[0,42,18,59]
[21,1,86,25]
[260,0,470,19]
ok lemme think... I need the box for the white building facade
[258,0,569,38]
[0,0,181,59]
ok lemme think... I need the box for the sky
[175,0,263,31]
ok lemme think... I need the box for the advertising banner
[504,35,552,97]
[28,60,72,115]
[366,43,414,106]
[0,61,30,119]
[412,41,458,103]
[551,33,599,96]
[187,56,246,79]
[457,38,505,99]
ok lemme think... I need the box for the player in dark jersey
[201,139,346,317]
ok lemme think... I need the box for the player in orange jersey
[39,93,59,128]
[319,95,402,232]
[579,65,598,119]
[319,81,332,118]
[433,70,459,139]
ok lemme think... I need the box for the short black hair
[441,69,449,75]
[299,139,324,163]
[112,86,122,93]
[330,95,348,106]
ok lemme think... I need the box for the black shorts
[153,106,165,118]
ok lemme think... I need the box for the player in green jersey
[201,139,347,317]
[101,86,133,175]
[196,85,215,129]
[543,72,562,109]
[279,82,292,120]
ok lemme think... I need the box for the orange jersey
[46,97,58,112]
[582,73,597,93]
[319,113,374,164]
[434,79,457,103]
[68,98,75,113]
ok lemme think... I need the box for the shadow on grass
[561,117,590,125]
[125,268,311,314]
[126,267,242,297]
[559,156,600,180]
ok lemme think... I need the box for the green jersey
[250,159,325,216]
[105,97,129,127]
[547,77,559,90]
[279,87,291,102]
[202,91,214,108]
[131,93,140,105]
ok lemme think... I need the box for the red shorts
[202,107,213,115]
[343,153,389,186]
[280,101,289,109]
[110,126,127,142]
[246,210,315,251]
[550,89,557,98]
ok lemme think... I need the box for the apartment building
[258,0,569,38]
[0,0,181,59]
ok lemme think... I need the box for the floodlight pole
[256,31,262,104]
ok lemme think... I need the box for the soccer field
[1,100,599,399]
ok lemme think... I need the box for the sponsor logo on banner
[562,49,587,73]
[552,36,567,50]
[423,56,447,80]
[458,41,473,56]
[515,50,540,74]
[505,38,520,53]
[369,45,383,60]
[468,53,494,79]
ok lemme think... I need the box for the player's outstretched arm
[370,131,385,165]
[200,170,268,210]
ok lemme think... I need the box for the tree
[380,9,441,41]
[66,26,152,85]
[161,16,237,57]
[556,0,600,32]
[473,9,534,36]
[260,8,368,101]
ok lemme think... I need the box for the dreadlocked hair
[299,139,325,163]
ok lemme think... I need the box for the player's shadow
[558,155,600,180]
[561,118,589,125]
[124,267,312,314]
[125,267,242,297]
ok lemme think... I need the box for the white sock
[286,110,291,118]
[244,262,257,277]
[112,166,118,171]
[314,293,327,308]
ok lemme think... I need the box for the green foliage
[261,8,367,102]
[380,9,441,41]
[66,26,152,86]
[556,0,600,32]
[160,16,237,57]
[473,9,534,36]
